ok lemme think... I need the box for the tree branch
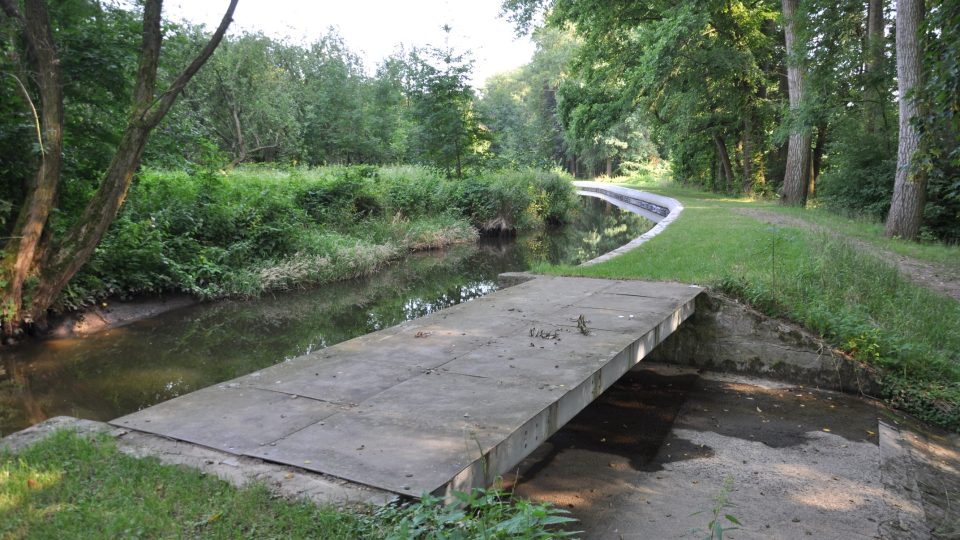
[3,73,43,156]
[144,0,239,126]
[133,0,163,109]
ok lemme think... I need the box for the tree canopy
[0,0,957,333]
[500,0,958,239]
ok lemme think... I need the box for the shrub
[452,170,576,233]
[58,165,574,309]
[528,170,578,226]
[295,169,383,223]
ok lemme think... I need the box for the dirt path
[735,208,960,303]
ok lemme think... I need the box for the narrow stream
[0,197,652,436]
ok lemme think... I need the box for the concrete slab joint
[104,276,703,498]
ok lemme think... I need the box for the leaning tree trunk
[23,0,238,324]
[884,0,926,240]
[780,0,811,207]
[29,125,152,318]
[0,0,63,331]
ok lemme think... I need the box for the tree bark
[0,0,63,331]
[884,0,926,240]
[25,0,238,322]
[780,0,811,207]
[713,134,735,193]
[742,116,754,193]
[864,0,885,133]
[810,122,827,196]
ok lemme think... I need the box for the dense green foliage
[500,0,959,242]
[404,37,489,178]
[542,177,960,430]
[58,165,575,310]
[0,430,576,538]
[4,1,957,325]
[145,26,485,172]
[0,1,141,228]
[914,0,960,241]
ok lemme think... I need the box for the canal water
[0,196,651,436]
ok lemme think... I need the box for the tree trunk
[29,125,152,318]
[780,0,811,207]
[0,0,63,332]
[864,0,885,133]
[884,0,926,240]
[742,116,754,193]
[810,122,827,197]
[605,157,612,177]
[24,0,238,323]
[454,135,463,179]
[713,135,735,193]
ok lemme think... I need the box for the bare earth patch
[734,208,960,303]
[510,365,960,539]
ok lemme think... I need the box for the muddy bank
[510,364,959,539]
[647,290,883,396]
[44,294,199,339]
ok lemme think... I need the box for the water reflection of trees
[0,197,652,435]
[1,355,47,436]
[522,198,653,266]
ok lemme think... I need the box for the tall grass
[59,165,575,309]
[540,179,960,430]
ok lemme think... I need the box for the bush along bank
[56,165,577,311]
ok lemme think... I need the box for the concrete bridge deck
[112,276,702,496]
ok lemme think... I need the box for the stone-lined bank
[573,181,683,266]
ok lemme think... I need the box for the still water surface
[0,197,651,435]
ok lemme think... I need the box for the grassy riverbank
[0,431,574,539]
[58,165,576,312]
[540,176,960,431]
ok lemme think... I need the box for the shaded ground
[510,364,960,539]
[735,208,960,302]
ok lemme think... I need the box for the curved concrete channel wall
[572,181,683,266]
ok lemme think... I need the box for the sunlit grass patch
[538,177,960,430]
[1,431,577,539]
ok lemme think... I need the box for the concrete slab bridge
[112,184,698,498]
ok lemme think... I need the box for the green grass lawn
[4,174,957,537]
[1,431,575,539]
[540,177,960,430]
[1,431,364,539]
